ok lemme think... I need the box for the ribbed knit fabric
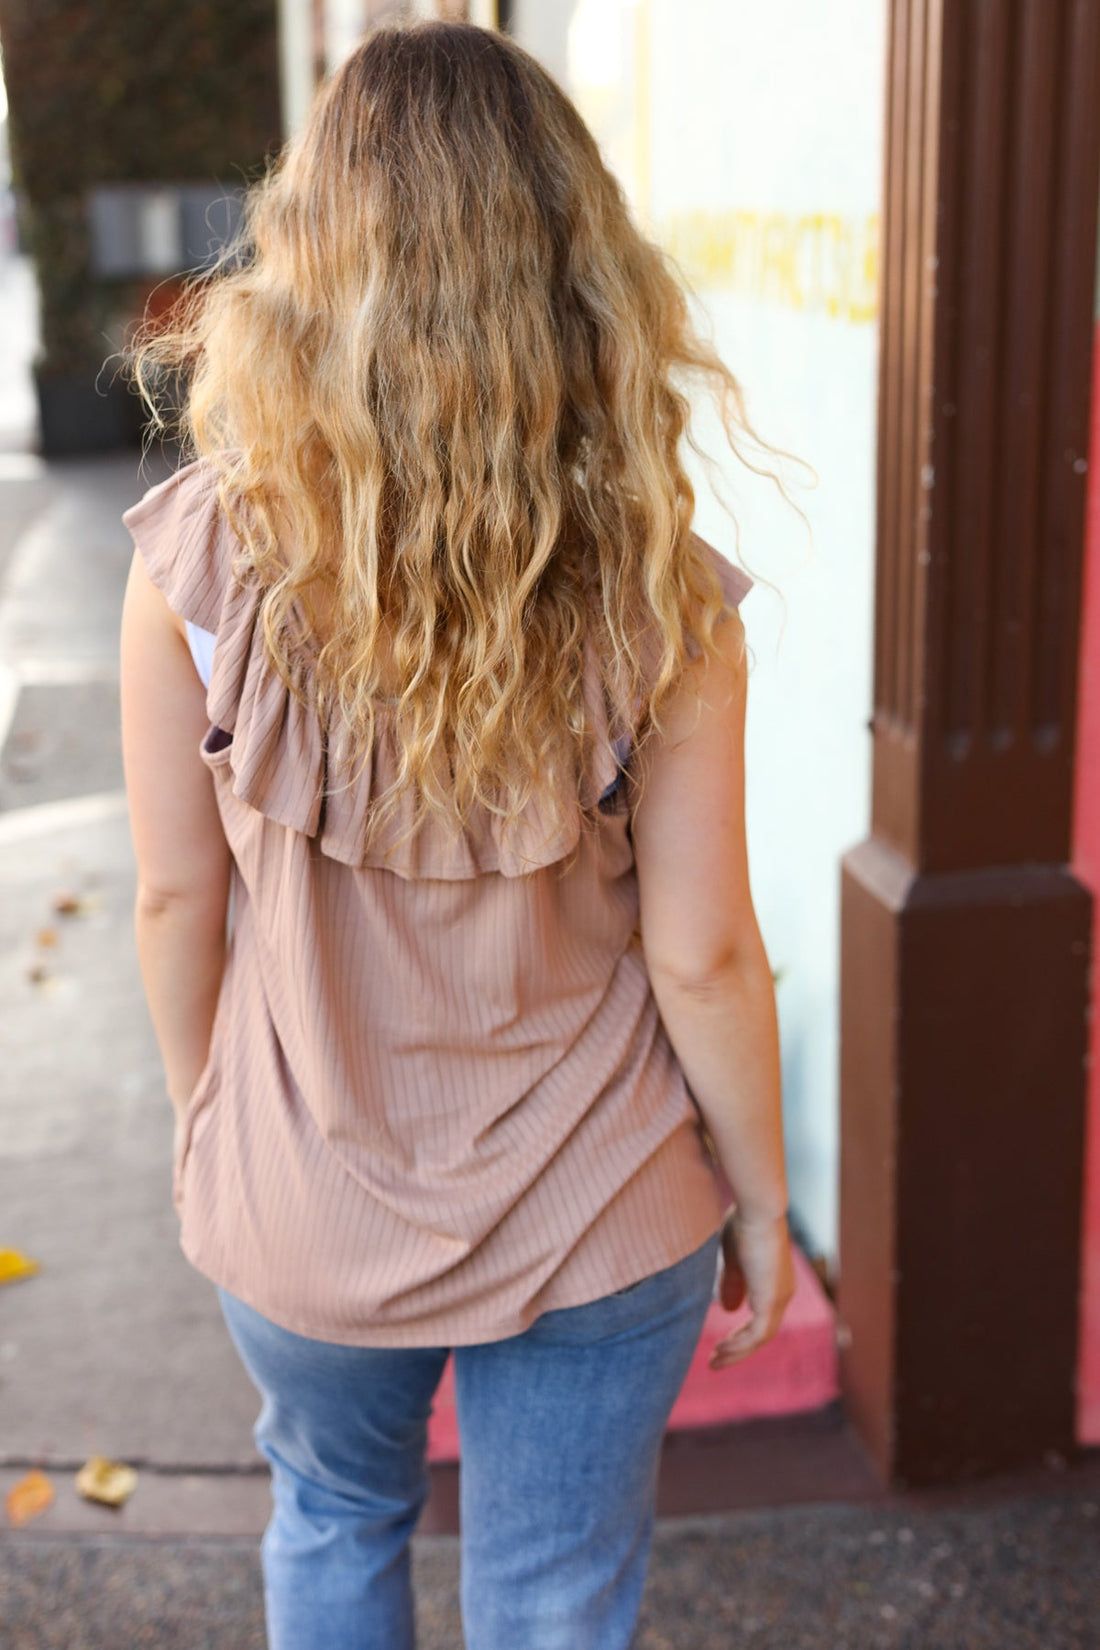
[123,459,754,1346]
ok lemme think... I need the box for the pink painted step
[426,1243,838,1462]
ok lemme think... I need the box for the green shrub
[0,0,280,378]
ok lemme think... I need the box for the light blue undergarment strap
[184,620,215,690]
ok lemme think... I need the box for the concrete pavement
[4,1483,1100,1648]
[0,451,273,1506]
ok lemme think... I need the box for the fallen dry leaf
[5,1469,54,1526]
[0,1249,40,1286]
[26,963,52,987]
[52,890,99,918]
[75,1455,138,1508]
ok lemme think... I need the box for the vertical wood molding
[840,0,1100,1486]
[873,0,1100,871]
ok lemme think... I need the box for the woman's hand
[708,1207,796,1371]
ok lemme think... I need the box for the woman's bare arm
[119,551,232,1114]
[630,599,795,1367]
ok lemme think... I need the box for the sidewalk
[0,454,269,1488]
[1,418,1099,1648]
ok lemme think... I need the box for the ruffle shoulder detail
[123,459,623,880]
[682,532,754,662]
[122,457,234,633]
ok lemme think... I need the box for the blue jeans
[216,1230,720,1650]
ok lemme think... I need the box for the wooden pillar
[838,0,1100,1486]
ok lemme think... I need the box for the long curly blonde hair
[131,19,788,856]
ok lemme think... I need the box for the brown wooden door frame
[838,0,1100,1487]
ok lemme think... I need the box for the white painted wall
[324,0,374,73]
[509,1,572,84]
[517,0,887,1272]
[277,0,316,135]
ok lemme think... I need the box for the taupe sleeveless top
[124,459,753,1346]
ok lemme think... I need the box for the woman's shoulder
[122,455,243,633]
[685,531,754,626]
[124,451,223,523]
[627,531,753,698]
